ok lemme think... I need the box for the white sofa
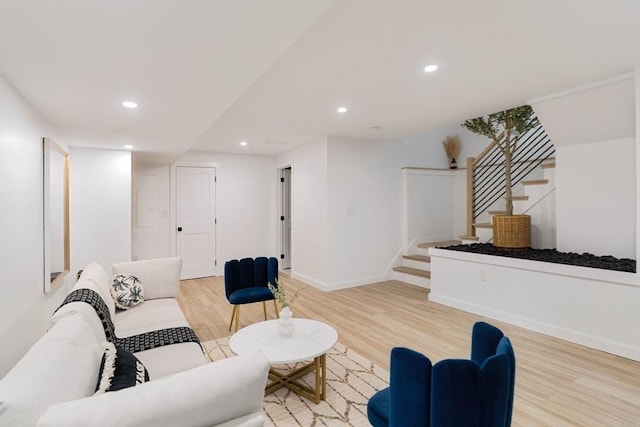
[0,258,269,427]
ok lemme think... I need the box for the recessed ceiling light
[122,101,138,109]
[124,144,133,149]
[424,64,438,73]
[337,107,348,113]
[240,141,248,146]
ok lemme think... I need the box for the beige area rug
[203,338,388,427]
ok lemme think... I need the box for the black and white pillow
[111,274,144,309]
[95,342,149,395]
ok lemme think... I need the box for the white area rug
[203,338,388,427]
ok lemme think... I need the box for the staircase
[475,161,555,246]
[392,240,462,288]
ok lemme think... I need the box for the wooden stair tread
[417,240,461,248]
[393,266,431,278]
[522,179,549,185]
[508,195,529,201]
[459,235,479,241]
[488,210,507,215]
[473,223,492,229]
[403,254,431,263]
[541,162,556,169]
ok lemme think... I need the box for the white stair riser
[403,259,431,270]
[476,227,493,243]
[392,271,430,289]
[417,247,430,256]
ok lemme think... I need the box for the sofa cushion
[133,342,207,380]
[113,257,182,300]
[79,262,116,318]
[114,298,189,337]
[95,342,149,394]
[0,313,103,427]
[38,352,269,427]
[111,274,144,310]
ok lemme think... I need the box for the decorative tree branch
[462,105,539,216]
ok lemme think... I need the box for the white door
[177,166,216,279]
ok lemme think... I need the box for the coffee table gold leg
[315,356,321,402]
[321,354,327,399]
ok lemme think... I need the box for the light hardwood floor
[177,274,640,426]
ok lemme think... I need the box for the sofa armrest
[112,257,182,300]
[37,352,270,427]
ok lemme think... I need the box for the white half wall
[429,248,640,361]
[69,148,132,274]
[401,168,462,251]
[176,152,278,275]
[555,138,635,259]
[0,75,69,376]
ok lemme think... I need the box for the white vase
[277,306,294,338]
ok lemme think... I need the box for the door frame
[170,161,218,273]
[278,165,292,270]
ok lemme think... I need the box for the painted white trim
[529,72,634,105]
[291,271,390,292]
[635,64,640,284]
[428,293,640,362]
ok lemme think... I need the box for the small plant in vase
[442,135,461,169]
[267,280,304,338]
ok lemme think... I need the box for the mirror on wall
[43,138,70,292]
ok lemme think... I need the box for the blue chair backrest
[471,321,504,365]
[389,347,432,427]
[224,257,278,298]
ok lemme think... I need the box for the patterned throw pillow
[95,342,149,395]
[111,274,144,310]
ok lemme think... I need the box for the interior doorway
[280,167,292,269]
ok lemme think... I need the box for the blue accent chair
[224,257,279,332]
[367,321,516,427]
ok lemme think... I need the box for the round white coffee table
[229,318,338,403]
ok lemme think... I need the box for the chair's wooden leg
[263,301,268,321]
[273,300,279,317]
[235,305,240,332]
[228,305,237,332]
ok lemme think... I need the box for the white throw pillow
[112,258,182,300]
[0,313,103,427]
[110,274,144,310]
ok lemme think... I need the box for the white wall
[277,139,329,285]
[556,138,635,258]
[0,75,69,376]
[131,163,172,261]
[70,148,132,274]
[325,138,401,287]
[177,152,278,275]
[531,73,636,259]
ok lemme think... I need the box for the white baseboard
[428,293,640,362]
[290,271,390,292]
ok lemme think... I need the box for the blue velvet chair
[367,321,516,427]
[224,257,279,332]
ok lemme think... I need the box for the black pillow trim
[95,342,150,394]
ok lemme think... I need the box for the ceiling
[1,1,639,163]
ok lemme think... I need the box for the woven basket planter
[492,215,531,250]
